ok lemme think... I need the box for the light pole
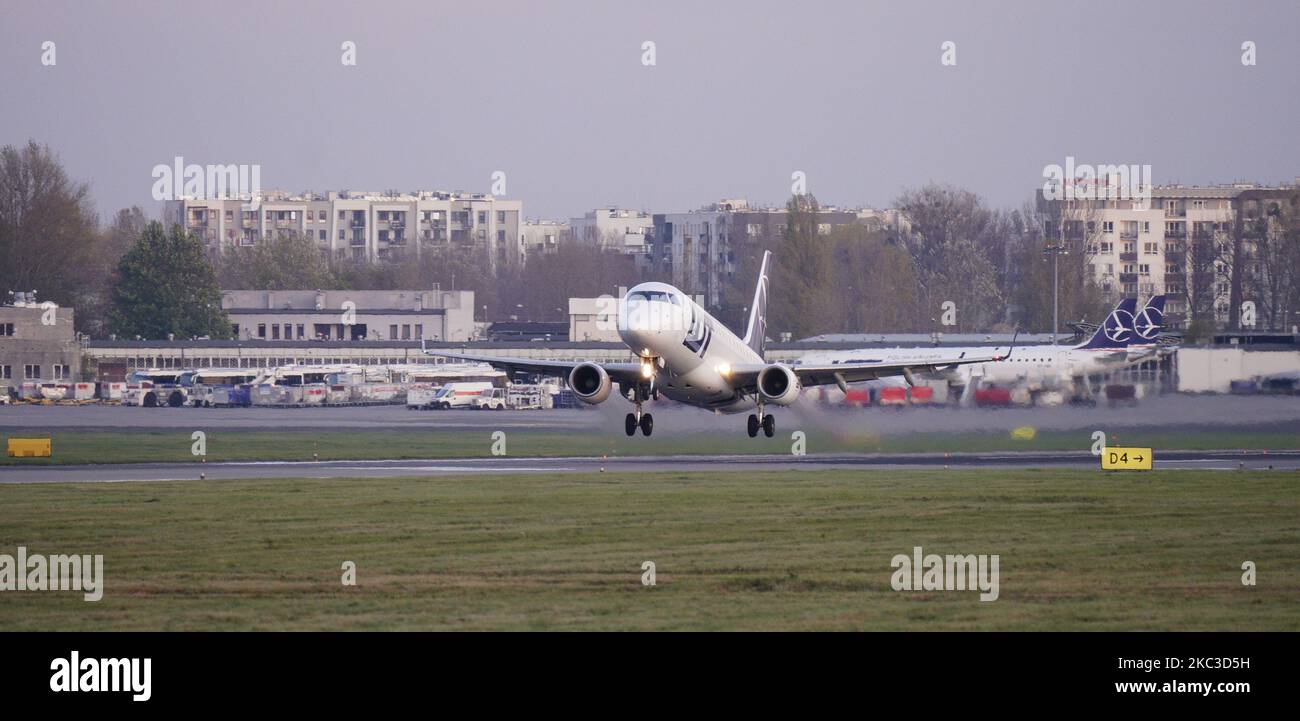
[1043,242,1069,343]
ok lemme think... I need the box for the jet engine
[568,363,613,404]
[757,363,801,406]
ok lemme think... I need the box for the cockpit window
[628,290,680,305]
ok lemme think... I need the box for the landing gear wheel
[762,414,775,438]
[747,414,760,438]
[640,413,654,437]
[625,413,638,437]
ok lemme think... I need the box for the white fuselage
[617,282,762,413]
[802,344,1128,390]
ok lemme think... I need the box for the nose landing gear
[625,384,654,437]
[625,409,654,436]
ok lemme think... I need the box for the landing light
[715,362,731,377]
[641,362,655,379]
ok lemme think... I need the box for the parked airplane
[802,296,1165,402]
[424,251,1014,437]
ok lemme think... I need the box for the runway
[2,449,1297,484]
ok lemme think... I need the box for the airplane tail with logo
[743,250,771,356]
[1074,298,1138,350]
[1133,295,1166,343]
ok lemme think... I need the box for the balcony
[351,219,367,228]
[1119,252,1138,262]
[1119,273,1139,283]
[1164,272,1186,283]
[1120,231,1138,240]
[1164,230,1187,239]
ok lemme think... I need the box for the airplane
[799,297,1156,403]
[423,251,1015,437]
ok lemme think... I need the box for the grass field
[0,468,1296,630]
[3,426,1298,465]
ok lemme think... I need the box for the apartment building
[1039,183,1298,330]
[165,190,524,270]
[570,207,654,254]
[521,219,571,255]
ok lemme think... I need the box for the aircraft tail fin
[743,250,771,356]
[1134,295,1166,342]
[1074,298,1138,350]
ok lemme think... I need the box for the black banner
[0,632,1285,710]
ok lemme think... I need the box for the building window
[319,230,326,241]
[24,364,40,379]
[415,324,423,340]
[478,211,487,224]
[389,324,398,339]
[496,211,506,223]
[257,324,266,338]
[401,324,411,340]
[0,322,14,336]
[296,324,305,339]
[1139,264,1150,276]
[231,323,240,337]
[1102,221,1114,233]
[52,364,68,380]
[0,365,11,379]
[272,324,280,340]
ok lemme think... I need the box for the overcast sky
[3,0,1298,221]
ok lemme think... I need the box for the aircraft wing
[423,349,645,385]
[729,346,1014,392]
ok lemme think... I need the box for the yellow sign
[1101,447,1152,470]
[1011,426,1037,440]
[7,438,52,458]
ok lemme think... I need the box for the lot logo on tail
[1103,305,1134,343]
[1135,296,1166,341]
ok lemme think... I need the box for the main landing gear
[746,403,775,438]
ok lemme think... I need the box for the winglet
[996,329,1019,361]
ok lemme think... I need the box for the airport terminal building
[222,289,476,343]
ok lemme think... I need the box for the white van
[429,382,495,409]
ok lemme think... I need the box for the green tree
[107,222,230,339]
[218,232,337,290]
[0,140,102,331]
[770,194,837,339]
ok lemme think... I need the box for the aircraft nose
[619,300,681,351]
